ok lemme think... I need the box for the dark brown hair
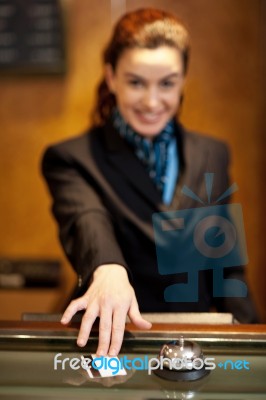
[92,8,190,125]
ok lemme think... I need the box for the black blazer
[42,121,259,322]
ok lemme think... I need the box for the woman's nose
[142,87,160,109]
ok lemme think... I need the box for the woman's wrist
[93,263,128,279]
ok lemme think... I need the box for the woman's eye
[128,80,143,87]
[160,80,175,88]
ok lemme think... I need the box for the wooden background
[0,0,265,321]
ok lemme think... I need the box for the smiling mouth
[134,110,165,123]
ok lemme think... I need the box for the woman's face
[105,46,185,138]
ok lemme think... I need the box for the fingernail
[77,339,85,347]
[61,317,67,324]
[97,350,105,356]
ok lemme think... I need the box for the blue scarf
[112,109,179,205]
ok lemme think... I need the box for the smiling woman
[94,8,189,130]
[105,46,184,137]
[41,8,259,359]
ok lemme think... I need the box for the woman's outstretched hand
[61,264,152,356]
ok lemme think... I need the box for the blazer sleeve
[41,144,128,292]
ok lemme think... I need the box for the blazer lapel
[103,122,163,210]
[172,127,209,210]
[103,120,208,212]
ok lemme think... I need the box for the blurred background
[0,0,265,321]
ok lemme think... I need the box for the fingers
[60,274,150,355]
[108,309,126,356]
[61,297,88,324]
[77,303,99,347]
[61,297,99,348]
[61,297,126,354]
[128,296,152,330]
[97,305,126,356]
[97,305,112,356]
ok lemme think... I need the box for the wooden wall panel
[0,0,265,320]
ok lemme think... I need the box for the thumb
[128,296,152,329]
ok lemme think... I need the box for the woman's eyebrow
[159,72,181,80]
[124,72,181,80]
[124,73,145,80]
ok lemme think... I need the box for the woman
[42,8,258,356]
